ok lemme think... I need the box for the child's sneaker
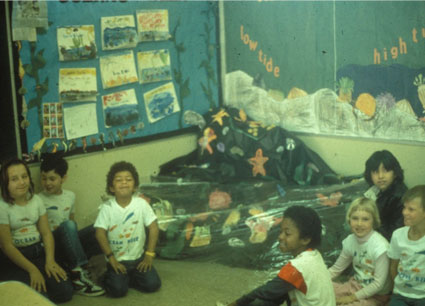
[71,267,105,297]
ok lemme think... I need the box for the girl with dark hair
[0,158,73,303]
[364,150,407,241]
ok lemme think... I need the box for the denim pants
[54,220,102,270]
[389,294,425,306]
[0,241,73,303]
[103,256,161,297]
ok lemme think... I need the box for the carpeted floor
[61,257,271,306]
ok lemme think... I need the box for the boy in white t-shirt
[39,154,104,297]
[388,185,425,306]
[94,161,161,297]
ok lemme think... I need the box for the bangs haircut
[364,150,404,186]
[346,197,381,229]
[402,185,425,211]
[0,158,34,204]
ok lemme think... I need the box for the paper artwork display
[57,25,97,61]
[102,89,140,128]
[59,68,98,103]
[101,15,138,51]
[12,1,48,41]
[99,51,138,89]
[144,82,180,123]
[137,49,172,84]
[12,1,48,28]
[136,10,171,42]
[64,103,98,140]
[42,103,64,139]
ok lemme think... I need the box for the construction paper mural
[101,15,138,51]
[223,1,425,143]
[63,103,98,140]
[102,89,140,128]
[144,82,180,123]
[137,49,172,84]
[59,68,97,103]
[42,103,64,139]
[136,9,170,42]
[57,25,97,61]
[99,50,138,89]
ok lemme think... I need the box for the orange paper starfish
[249,148,269,176]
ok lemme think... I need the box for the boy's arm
[389,259,399,282]
[95,227,126,274]
[136,220,159,272]
[231,276,294,305]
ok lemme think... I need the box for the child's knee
[48,280,74,303]
[107,284,128,298]
[143,277,161,292]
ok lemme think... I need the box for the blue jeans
[54,221,102,269]
[389,294,425,306]
[103,256,161,297]
[0,242,73,303]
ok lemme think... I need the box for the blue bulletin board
[17,1,219,158]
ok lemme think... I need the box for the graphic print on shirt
[353,250,375,285]
[108,210,139,258]
[398,251,425,288]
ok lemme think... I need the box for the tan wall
[29,133,198,228]
[29,132,424,228]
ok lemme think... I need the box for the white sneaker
[71,267,105,297]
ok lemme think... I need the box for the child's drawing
[57,25,97,61]
[99,51,138,89]
[138,49,172,84]
[102,89,140,128]
[101,15,138,51]
[136,9,171,42]
[59,68,97,103]
[144,82,180,123]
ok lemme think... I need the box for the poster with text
[99,51,138,89]
[102,89,140,127]
[101,15,138,51]
[136,9,170,42]
[144,82,180,123]
[57,25,97,61]
[59,68,97,103]
[137,49,172,84]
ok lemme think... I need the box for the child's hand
[29,266,46,292]
[336,295,357,305]
[110,257,127,274]
[137,255,153,272]
[45,261,68,282]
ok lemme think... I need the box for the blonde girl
[329,197,392,305]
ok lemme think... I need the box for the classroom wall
[29,132,197,228]
[28,131,424,227]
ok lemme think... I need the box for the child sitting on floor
[227,205,335,306]
[94,161,161,297]
[388,185,425,306]
[38,154,104,296]
[329,197,391,305]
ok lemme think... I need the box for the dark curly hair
[283,205,322,249]
[364,150,404,186]
[106,161,139,196]
[0,158,34,204]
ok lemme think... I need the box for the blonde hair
[346,197,381,229]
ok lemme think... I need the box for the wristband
[106,252,114,258]
[145,251,156,258]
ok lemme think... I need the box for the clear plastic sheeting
[141,177,368,270]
